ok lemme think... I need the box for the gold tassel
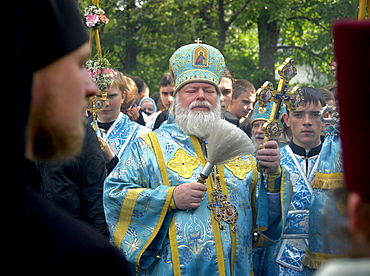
[311,172,344,189]
[303,250,347,269]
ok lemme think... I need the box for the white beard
[174,98,221,140]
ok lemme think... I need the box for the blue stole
[96,112,140,158]
[261,144,320,276]
[303,125,349,269]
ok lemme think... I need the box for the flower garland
[84,5,109,28]
[85,58,115,92]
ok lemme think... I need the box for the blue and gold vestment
[302,125,348,269]
[261,142,321,276]
[96,112,150,158]
[103,122,290,276]
[261,126,349,276]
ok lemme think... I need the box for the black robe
[5,0,130,273]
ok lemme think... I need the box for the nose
[196,89,206,101]
[257,124,264,134]
[84,70,98,98]
[303,113,312,126]
[169,95,174,103]
[220,93,225,103]
[245,103,253,111]
[104,97,110,107]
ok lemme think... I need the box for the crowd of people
[7,0,370,275]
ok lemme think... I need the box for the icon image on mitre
[193,46,209,68]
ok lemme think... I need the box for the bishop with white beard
[103,41,290,276]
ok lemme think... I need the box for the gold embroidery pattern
[167,148,200,178]
[224,158,252,179]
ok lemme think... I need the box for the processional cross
[358,0,370,20]
[86,0,109,132]
[256,58,304,145]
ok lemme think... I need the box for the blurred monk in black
[5,0,130,274]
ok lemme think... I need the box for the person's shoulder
[119,113,149,132]
[314,259,370,276]
[153,109,169,130]
[223,111,239,125]
[137,125,151,137]
[154,121,180,136]
[25,186,131,274]
[119,113,136,125]
[279,144,289,152]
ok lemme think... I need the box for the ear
[121,92,126,104]
[283,113,290,127]
[348,192,362,232]
[226,99,233,112]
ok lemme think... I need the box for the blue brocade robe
[261,142,321,276]
[302,125,349,269]
[96,112,150,159]
[103,122,290,276]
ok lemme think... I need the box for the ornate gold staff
[256,58,304,146]
[83,0,112,134]
[358,0,370,20]
[255,58,305,183]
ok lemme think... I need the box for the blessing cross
[256,58,304,143]
[194,38,202,43]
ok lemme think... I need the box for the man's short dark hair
[159,72,174,88]
[222,67,235,84]
[300,86,326,107]
[127,75,145,94]
[287,86,326,113]
[232,79,256,99]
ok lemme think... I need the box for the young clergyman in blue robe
[261,87,326,276]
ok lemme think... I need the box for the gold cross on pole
[358,0,370,20]
[194,38,202,43]
[256,58,304,143]
[86,0,109,132]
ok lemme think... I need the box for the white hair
[173,95,221,140]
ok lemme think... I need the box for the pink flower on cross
[102,68,115,78]
[99,14,110,25]
[85,13,99,27]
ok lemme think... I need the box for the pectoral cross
[208,192,225,225]
[256,58,304,143]
[208,191,238,232]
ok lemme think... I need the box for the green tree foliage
[80,0,358,92]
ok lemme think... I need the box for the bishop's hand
[255,140,280,174]
[173,182,208,210]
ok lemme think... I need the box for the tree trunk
[218,0,252,52]
[124,46,137,71]
[122,0,138,71]
[218,0,227,51]
[257,9,280,86]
